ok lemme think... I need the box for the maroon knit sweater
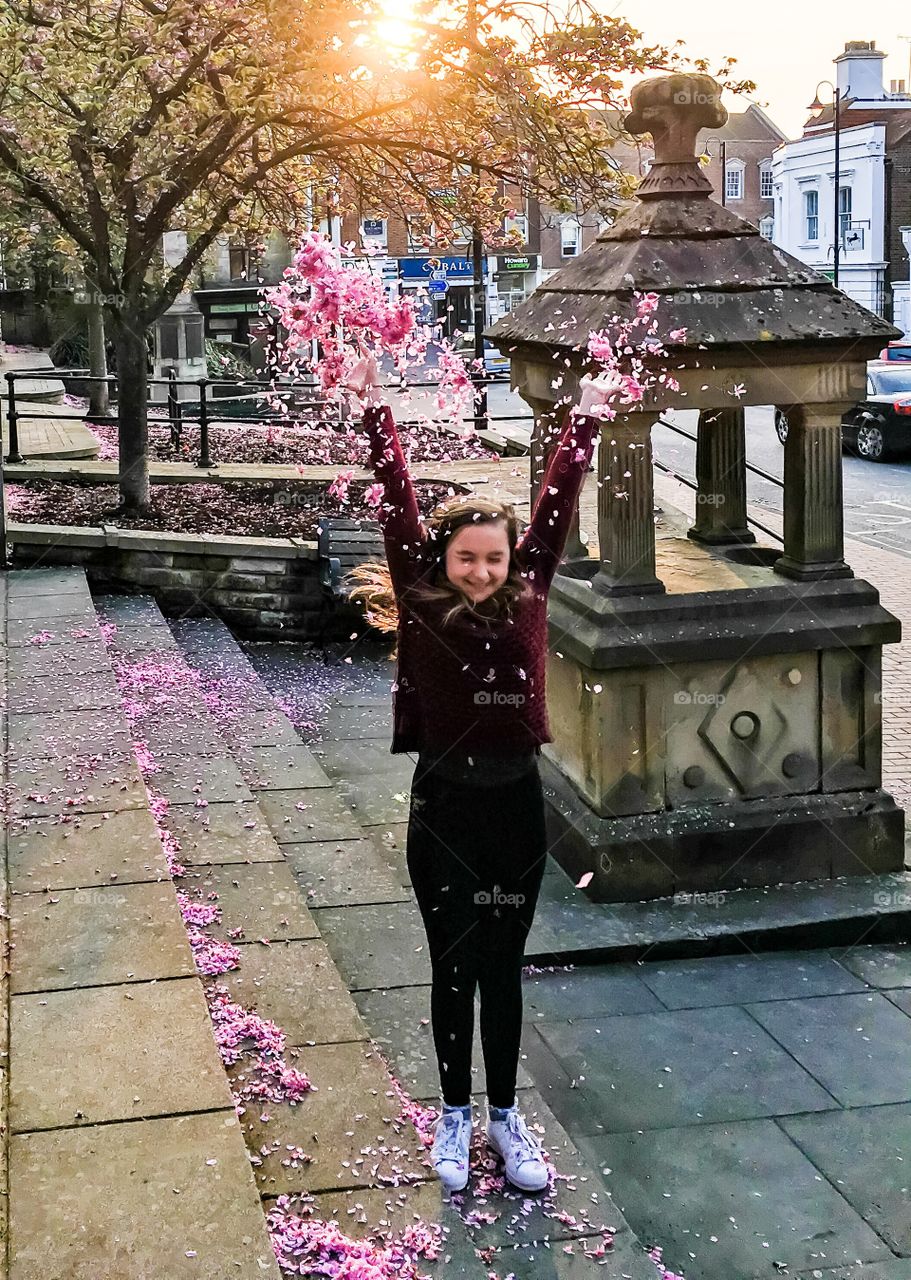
[364,404,600,755]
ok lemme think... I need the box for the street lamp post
[702,136,727,205]
[808,81,843,289]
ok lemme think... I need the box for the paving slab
[433,1090,655,1272]
[7,667,121,714]
[352,985,534,1100]
[162,800,283,865]
[7,706,132,759]
[10,881,194,993]
[335,774,411,825]
[192,861,321,942]
[93,594,173,627]
[884,987,911,1016]
[524,869,612,962]
[522,964,665,1023]
[781,1103,911,1255]
[635,950,869,1010]
[6,614,101,647]
[584,1118,892,1280]
[282,838,410,907]
[221,708,301,749]
[150,753,254,805]
[834,943,911,989]
[312,739,413,778]
[127,711,226,757]
[237,743,333,790]
[10,1110,280,1279]
[746,992,911,1108]
[11,977,231,1131]
[256,787,363,843]
[795,1264,911,1280]
[304,1180,447,1241]
[528,1006,838,1137]
[7,591,95,622]
[7,567,88,598]
[220,939,368,1045]
[8,806,169,892]
[320,703,393,740]
[7,751,147,819]
[6,640,110,680]
[240,1039,428,1195]
[312,901,433,991]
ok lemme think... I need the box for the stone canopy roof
[490,75,900,358]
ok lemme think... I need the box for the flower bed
[7,477,455,538]
[85,419,495,466]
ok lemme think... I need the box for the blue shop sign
[397,255,485,282]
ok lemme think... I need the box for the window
[406,216,435,252]
[724,163,744,201]
[361,218,387,248]
[804,190,819,241]
[560,217,581,257]
[185,316,204,361]
[760,165,774,198]
[228,246,251,280]
[759,215,774,240]
[838,187,852,243]
[157,317,180,362]
[504,211,528,242]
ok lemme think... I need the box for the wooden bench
[316,516,386,653]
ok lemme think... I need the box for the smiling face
[444,520,511,604]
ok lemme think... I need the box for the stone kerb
[8,523,327,640]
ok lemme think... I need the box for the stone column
[688,407,755,546]
[526,397,588,564]
[594,410,664,595]
[774,402,852,581]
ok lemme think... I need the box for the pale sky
[611,0,911,139]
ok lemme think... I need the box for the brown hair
[347,494,531,635]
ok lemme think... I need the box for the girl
[345,351,612,1195]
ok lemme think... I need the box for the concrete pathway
[0,349,99,459]
[2,570,280,1278]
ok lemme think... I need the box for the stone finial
[623,74,728,200]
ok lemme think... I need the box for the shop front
[491,254,540,322]
[397,255,487,337]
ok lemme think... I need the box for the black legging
[406,761,548,1108]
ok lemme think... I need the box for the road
[384,358,911,560]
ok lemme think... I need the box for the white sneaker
[431,1108,472,1192]
[486,1107,549,1192]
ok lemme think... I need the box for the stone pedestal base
[541,754,906,903]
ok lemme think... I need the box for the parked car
[879,342,911,362]
[774,361,911,461]
[842,362,911,460]
[453,335,510,376]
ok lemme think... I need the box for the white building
[770,41,911,333]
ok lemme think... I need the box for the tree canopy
[0,0,751,508]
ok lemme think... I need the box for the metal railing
[2,366,515,469]
[655,415,785,545]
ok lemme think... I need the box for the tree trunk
[113,318,151,512]
[86,302,109,418]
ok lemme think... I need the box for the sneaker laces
[503,1111,544,1166]
[434,1112,469,1164]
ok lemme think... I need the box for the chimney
[835,40,886,100]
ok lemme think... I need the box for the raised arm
[517,408,600,590]
[362,403,427,594]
